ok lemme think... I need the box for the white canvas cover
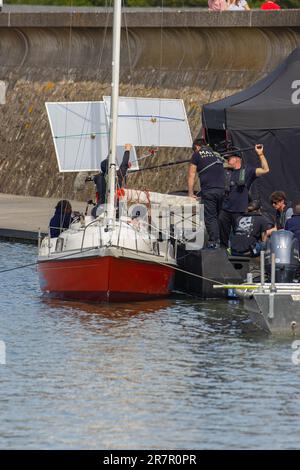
[104,96,193,148]
[46,101,139,172]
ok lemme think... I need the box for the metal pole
[106,0,122,229]
[268,293,275,319]
[268,252,276,318]
[48,227,51,256]
[220,146,254,158]
[38,228,41,250]
[260,250,265,292]
[271,252,276,292]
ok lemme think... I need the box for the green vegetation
[4,0,300,10]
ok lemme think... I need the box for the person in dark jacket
[49,200,73,238]
[93,143,132,204]
[188,138,225,249]
[92,144,132,217]
[285,203,300,249]
[230,200,270,256]
[269,191,293,231]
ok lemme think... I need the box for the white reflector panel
[104,96,192,148]
[46,101,108,172]
[46,101,139,172]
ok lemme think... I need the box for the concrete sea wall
[0,7,300,200]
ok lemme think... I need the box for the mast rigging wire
[128,145,256,174]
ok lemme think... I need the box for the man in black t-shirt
[230,201,270,256]
[188,138,225,248]
[219,145,269,248]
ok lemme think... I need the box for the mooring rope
[0,243,224,286]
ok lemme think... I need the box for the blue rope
[55,131,108,139]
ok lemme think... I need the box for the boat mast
[107,0,122,227]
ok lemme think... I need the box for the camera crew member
[219,144,269,248]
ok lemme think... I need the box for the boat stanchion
[47,227,51,256]
[268,253,277,320]
[271,252,277,293]
[260,250,265,292]
[268,293,275,319]
[38,228,41,250]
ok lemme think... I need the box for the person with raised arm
[219,144,269,248]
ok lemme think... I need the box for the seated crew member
[267,191,293,236]
[219,144,269,248]
[49,200,73,238]
[285,203,300,249]
[188,137,225,249]
[91,144,132,217]
[230,200,270,256]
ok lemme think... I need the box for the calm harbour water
[0,241,300,450]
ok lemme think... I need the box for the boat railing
[116,218,153,254]
[78,215,147,254]
[80,216,105,251]
[47,227,51,256]
[38,228,42,250]
[47,213,175,260]
[116,219,122,248]
[134,224,138,253]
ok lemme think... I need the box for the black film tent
[202,47,300,207]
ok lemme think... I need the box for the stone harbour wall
[0,7,300,200]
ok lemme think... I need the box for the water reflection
[41,297,174,319]
[182,298,248,336]
[40,297,177,337]
[2,242,300,449]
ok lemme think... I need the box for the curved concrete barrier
[0,7,300,198]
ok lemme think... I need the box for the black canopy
[202,48,300,208]
[202,48,300,131]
